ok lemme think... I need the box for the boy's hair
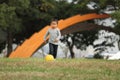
[51,19,58,24]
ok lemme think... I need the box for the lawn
[0,58,120,80]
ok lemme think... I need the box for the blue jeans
[49,43,58,58]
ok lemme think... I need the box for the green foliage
[0,3,21,33]
[112,10,120,23]
[99,0,107,7]
[8,0,30,9]
[111,10,120,35]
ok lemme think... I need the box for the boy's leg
[49,43,54,55]
[53,44,58,58]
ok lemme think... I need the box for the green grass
[0,58,120,80]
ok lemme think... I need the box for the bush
[93,53,103,59]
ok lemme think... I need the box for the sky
[68,0,72,3]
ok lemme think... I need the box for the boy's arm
[56,28,61,40]
[44,29,49,41]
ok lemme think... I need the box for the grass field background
[0,58,120,80]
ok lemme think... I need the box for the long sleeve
[44,29,49,41]
[56,28,61,40]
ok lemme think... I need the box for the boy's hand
[54,39,58,43]
[44,39,47,43]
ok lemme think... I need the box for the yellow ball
[45,54,54,61]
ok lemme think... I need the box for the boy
[44,19,61,58]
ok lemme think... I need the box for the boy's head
[50,19,58,29]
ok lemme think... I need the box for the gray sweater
[44,28,61,45]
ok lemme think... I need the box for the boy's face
[50,21,58,29]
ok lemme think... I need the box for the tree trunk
[66,34,76,58]
[67,40,75,58]
[6,29,13,57]
[69,46,75,58]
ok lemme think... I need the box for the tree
[0,3,22,56]
[86,0,120,54]
[94,30,119,54]
[14,0,57,43]
[111,11,120,50]
[61,30,98,58]
[0,0,58,55]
